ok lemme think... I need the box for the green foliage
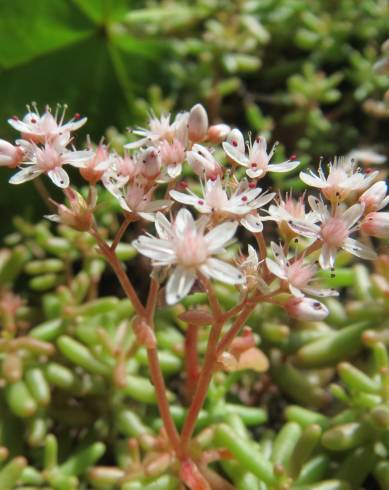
[0,211,389,488]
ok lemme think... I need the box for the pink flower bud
[0,139,24,168]
[361,212,389,238]
[140,147,161,180]
[359,181,388,213]
[53,187,95,231]
[207,123,231,143]
[284,297,329,321]
[188,104,208,143]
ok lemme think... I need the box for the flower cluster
[2,102,387,317]
[2,102,388,488]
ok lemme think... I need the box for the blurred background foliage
[0,0,388,232]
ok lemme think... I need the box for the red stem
[180,317,224,453]
[91,227,146,317]
[111,216,131,252]
[185,324,200,400]
[90,228,180,456]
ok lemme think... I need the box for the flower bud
[132,317,157,349]
[226,128,245,153]
[188,103,208,143]
[284,297,329,321]
[0,139,24,168]
[207,124,231,143]
[186,144,222,180]
[361,212,389,238]
[359,181,388,213]
[49,187,95,231]
[139,147,161,180]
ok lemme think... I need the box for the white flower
[125,111,188,150]
[8,104,86,144]
[300,156,378,201]
[268,193,318,238]
[266,242,337,298]
[289,196,377,269]
[223,133,299,179]
[102,172,169,221]
[170,177,275,232]
[133,209,244,304]
[9,142,91,188]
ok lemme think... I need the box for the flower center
[320,217,349,247]
[287,261,315,288]
[175,231,208,267]
[37,146,62,171]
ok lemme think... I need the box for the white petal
[155,212,174,239]
[308,195,329,221]
[342,204,364,229]
[302,286,339,297]
[288,219,320,239]
[7,118,30,133]
[124,137,151,149]
[133,236,176,264]
[222,141,249,166]
[230,187,262,205]
[204,221,238,253]
[166,266,196,304]
[266,258,286,279]
[95,158,114,172]
[142,199,171,213]
[246,167,265,179]
[200,258,244,285]
[268,160,300,173]
[299,171,325,188]
[9,166,42,184]
[270,241,287,265]
[289,284,304,297]
[250,191,276,208]
[48,167,69,188]
[174,208,196,235]
[167,163,182,179]
[240,214,263,232]
[319,243,337,269]
[170,190,201,207]
[342,237,377,261]
[227,129,245,153]
[61,117,87,132]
